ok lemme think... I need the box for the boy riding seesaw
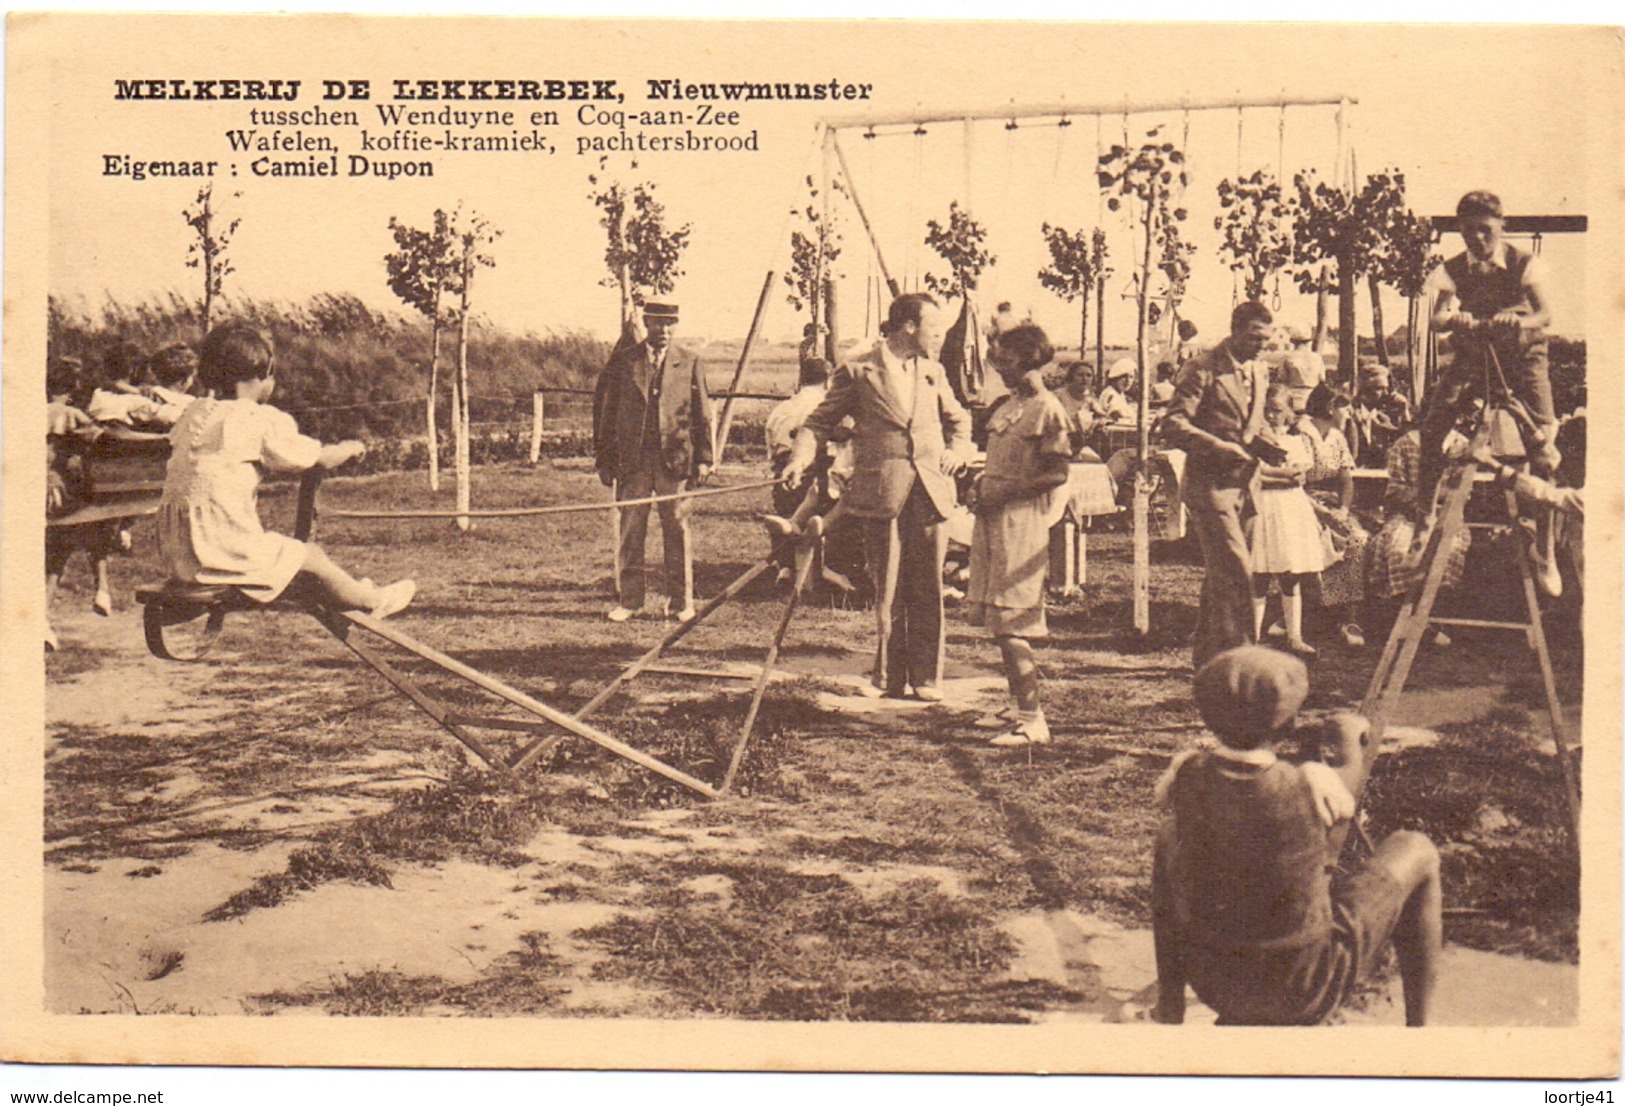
[1150,646,1442,1026]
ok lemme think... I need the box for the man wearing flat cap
[594,301,714,622]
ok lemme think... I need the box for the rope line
[324,477,779,521]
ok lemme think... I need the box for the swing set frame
[722,91,1358,635]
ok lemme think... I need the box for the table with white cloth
[1048,457,1122,596]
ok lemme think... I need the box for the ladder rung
[1429,616,1533,631]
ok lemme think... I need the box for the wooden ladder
[1359,429,1581,849]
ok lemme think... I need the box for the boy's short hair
[1456,190,1503,220]
[199,322,275,393]
[996,323,1054,372]
[146,343,199,388]
[1194,646,1309,749]
[798,357,831,389]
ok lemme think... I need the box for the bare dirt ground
[43,461,1580,1023]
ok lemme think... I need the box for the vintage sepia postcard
[2,15,1620,1080]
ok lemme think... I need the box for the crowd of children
[45,342,198,645]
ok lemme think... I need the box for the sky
[38,20,1606,354]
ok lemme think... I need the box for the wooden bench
[48,427,169,529]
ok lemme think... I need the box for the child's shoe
[606,605,637,622]
[45,625,58,652]
[990,712,1051,747]
[93,588,112,617]
[370,580,416,620]
[1339,623,1366,649]
[1287,638,1318,659]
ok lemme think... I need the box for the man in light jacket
[783,293,972,700]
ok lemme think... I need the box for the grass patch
[1362,713,1579,963]
[204,841,393,922]
[253,932,569,1016]
[578,862,1044,1021]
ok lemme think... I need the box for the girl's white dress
[159,398,322,601]
[967,390,1071,638]
[1247,434,1326,575]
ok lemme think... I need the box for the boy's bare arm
[317,440,366,469]
[1514,262,1554,332]
[1320,711,1372,803]
[1150,821,1188,1025]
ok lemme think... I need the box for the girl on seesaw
[159,322,415,618]
[966,323,1073,747]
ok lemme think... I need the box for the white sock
[1253,595,1269,639]
[1285,589,1304,644]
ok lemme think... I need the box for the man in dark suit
[782,293,972,700]
[1162,301,1276,669]
[593,301,714,622]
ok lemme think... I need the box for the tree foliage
[1363,170,1441,301]
[1289,169,1390,292]
[588,160,692,318]
[784,173,844,315]
[1038,224,1111,359]
[385,209,463,490]
[1037,223,1107,304]
[923,201,995,301]
[1214,170,1294,302]
[1098,127,1192,333]
[385,210,459,326]
[182,183,241,337]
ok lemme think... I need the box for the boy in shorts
[1151,646,1442,1026]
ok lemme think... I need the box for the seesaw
[136,467,835,800]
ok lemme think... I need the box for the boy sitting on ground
[1151,645,1442,1026]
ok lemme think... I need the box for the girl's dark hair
[1264,383,1293,410]
[996,323,1054,372]
[1304,382,1353,419]
[198,323,275,392]
[146,343,199,388]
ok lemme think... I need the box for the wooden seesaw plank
[339,608,720,799]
